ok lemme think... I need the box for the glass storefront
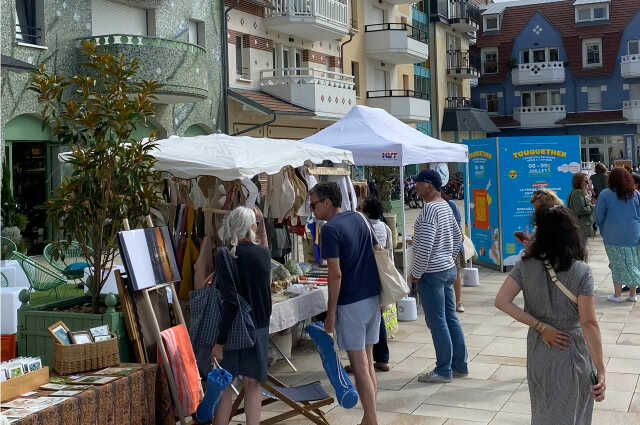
[580,135,631,167]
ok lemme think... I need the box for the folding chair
[231,374,334,425]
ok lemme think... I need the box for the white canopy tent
[301,105,469,281]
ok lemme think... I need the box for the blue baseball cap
[415,169,442,191]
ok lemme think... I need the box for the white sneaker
[456,303,465,313]
[608,295,624,303]
[628,296,638,303]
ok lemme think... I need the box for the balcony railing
[15,25,43,46]
[621,54,640,79]
[260,67,355,88]
[268,0,349,28]
[447,50,480,69]
[446,97,473,108]
[449,0,481,25]
[367,89,429,100]
[514,105,566,114]
[82,34,207,55]
[623,100,640,122]
[514,105,567,127]
[365,23,427,43]
[512,61,565,85]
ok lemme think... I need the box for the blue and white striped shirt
[411,200,461,277]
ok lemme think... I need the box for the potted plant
[17,40,162,365]
[369,166,399,248]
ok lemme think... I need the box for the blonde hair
[530,189,564,210]
[218,206,257,255]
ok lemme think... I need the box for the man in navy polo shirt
[309,182,381,425]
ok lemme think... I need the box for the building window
[587,86,602,111]
[481,48,498,74]
[521,89,562,107]
[188,19,205,47]
[575,3,609,23]
[235,35,246,78]
[519,47,560,64]
[15,0,44,46]
[629,40,640,55]
[483,14,499,31]
[582,38,602,68]
[351,61,360,98]
[486,93,499,114]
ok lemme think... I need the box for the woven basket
[52,333,119,375]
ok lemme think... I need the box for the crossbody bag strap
[356,212,381,247]
[221,247,248,314]
[543,259,578,304]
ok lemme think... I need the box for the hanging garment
[326,176,358,211]
[158,324,202,416]
[254,206,269,248]
[288,167,307,218]
[179,207,199,300]
[242,177,259,208]
[264,169,295,220]
[193,236,213,291]
[190,182,207,209]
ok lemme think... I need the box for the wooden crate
[0,366,49,402]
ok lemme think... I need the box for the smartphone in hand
[590,371,598,385]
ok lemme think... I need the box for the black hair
[309,182,342,208]
[523,206,587,271]
[362,197,384,220]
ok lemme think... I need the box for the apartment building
[471,0,640,166]
[427,0,497,142]
[1,0,224,251]
[225,0,431,139]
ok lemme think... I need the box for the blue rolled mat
[305,322,358,409]
[196,366,233,423]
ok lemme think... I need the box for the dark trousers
[372,311,389,363]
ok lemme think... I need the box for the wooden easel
[117,217,203,425]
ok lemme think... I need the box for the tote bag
[357,213,409,306]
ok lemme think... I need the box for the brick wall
[224,0,265,17]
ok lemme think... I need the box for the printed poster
[498,136,580,266]
[465,138,501,266]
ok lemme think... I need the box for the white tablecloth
[269,287,328,334]
[1,287,24,334]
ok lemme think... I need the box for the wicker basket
[52,333,119,375]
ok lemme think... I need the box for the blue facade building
[471,0,640,166]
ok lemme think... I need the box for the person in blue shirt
[595,167,640,303]
[310,182,381,425]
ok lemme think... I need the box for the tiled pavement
[237,235,640,425]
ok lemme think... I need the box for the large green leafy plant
[370,166,398,212]
[30,41,162,311]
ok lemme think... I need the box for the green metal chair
[1,272,8,287]
[43,241,92,282]
[1,236,17,260]
[12,251,67,299]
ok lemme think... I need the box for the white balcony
[621,54,640,79]
[512,62,565,86]
[449,1,481,33]
[365,24,429,65]
[513,105,566,128]
[623,100,640,123]
[265,0,350,42]
[366,90,430,123]
[260,67,355,119]
[447,50,480,79]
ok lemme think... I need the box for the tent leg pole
[400,166,408,283]
[465,161,470,237]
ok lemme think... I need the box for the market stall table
[269,286,328,334]
[2,364,165,425]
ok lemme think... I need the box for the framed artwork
[117,226,181,291]
[93,366,139,376]
[69,331,93,345]
[71,375,119,385]
[89,325,109,339]
[48,321,71,345]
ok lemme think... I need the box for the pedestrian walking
[590,163,607,200]
[211,207,272,425]
[409,169,467,383]
[495,206,606,425]
[310,183,381,425]
[514,189,564,248]
[567,173,595,237]
[595,167,640,303]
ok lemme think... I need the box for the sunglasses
[310,198,326,210]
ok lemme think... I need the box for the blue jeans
[418,267,468,378]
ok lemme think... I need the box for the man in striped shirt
[410,169,468,383]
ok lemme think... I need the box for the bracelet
[532,321,546,333]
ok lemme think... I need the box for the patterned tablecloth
[6,363,173,425]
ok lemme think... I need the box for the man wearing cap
[410,169,468,383]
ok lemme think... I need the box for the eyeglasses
[310,198,326,210]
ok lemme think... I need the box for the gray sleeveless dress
[509,259,596,425]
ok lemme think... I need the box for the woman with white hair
[211,206,272,425]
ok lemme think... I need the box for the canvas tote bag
[357,213,409,306]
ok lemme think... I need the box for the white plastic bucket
[396,297,418,321]
[462,267,480,287]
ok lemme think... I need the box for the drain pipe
[221,0,241,134]
[232,111,277,136]
[340,32,355,74]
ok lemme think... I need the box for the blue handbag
[189,247,256,352]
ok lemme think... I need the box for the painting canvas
[117,226,180,291]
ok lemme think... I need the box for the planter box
[17,295,131,366]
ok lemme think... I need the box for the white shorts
[335,295,380,351]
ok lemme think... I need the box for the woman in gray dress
[495,206,605,425]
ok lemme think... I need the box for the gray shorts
[335,295,381,351]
